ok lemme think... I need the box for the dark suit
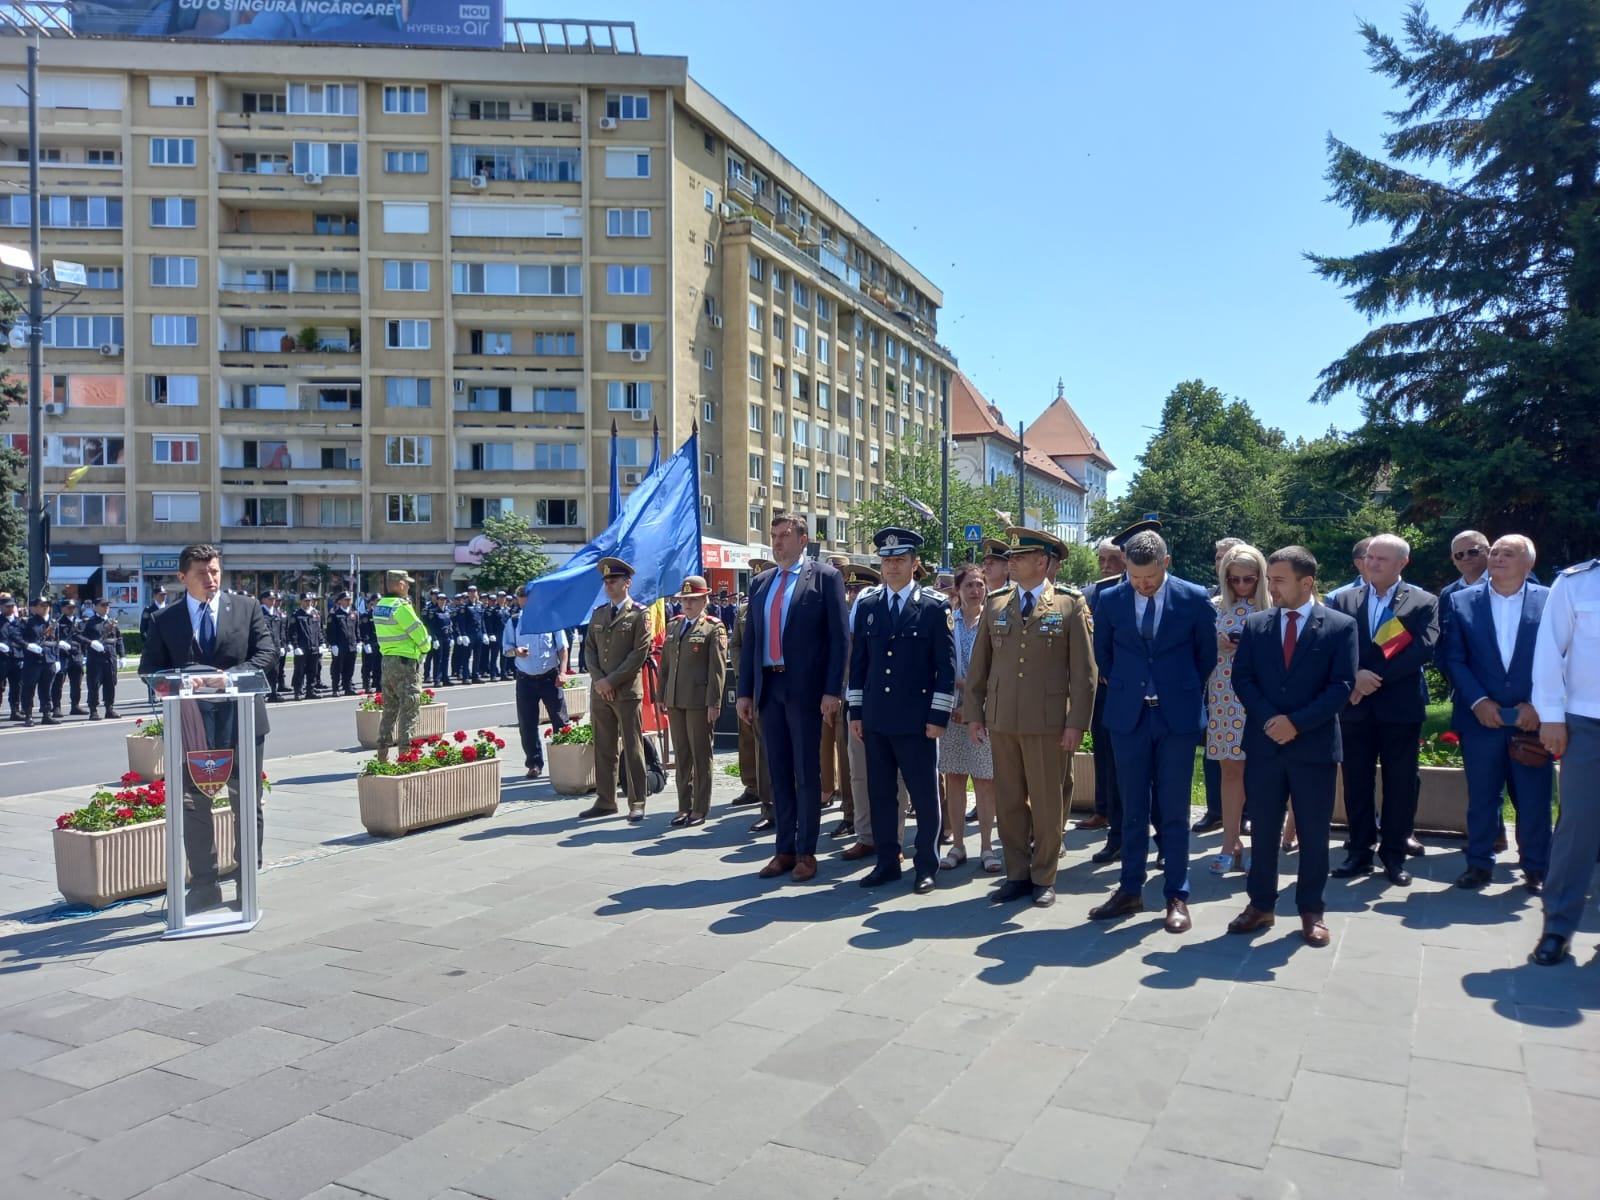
[1083,577,1122,829]
[326,605,358,696]
[1094,576,1216,900]
[1440,582,1554,874]
[738,558,848,858]
[1327,581,1439,870]
[847,583,956,880]
[1234,604,1359,915]
[139,594,276,887]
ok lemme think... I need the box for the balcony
[217,168,358,202]
[217,281,362,314]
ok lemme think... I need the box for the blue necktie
[891,593,903,621]
[199,605,216,659]
[1140,596,1156,641]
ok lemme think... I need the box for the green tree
[471,512,554,594]
[1309,0,1600,565]
[849,437,1008,566]
[0,297,26,597]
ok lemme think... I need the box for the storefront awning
[48,565,101,585]
[702,537,769,571]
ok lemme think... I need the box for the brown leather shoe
[1088,891,1145,921]
[1227,906,1276,934]
[1300,914,1330,947]
[791,855,818,882]
[839,842,876,861]
[1164,899,1192,934]
[1074,814,1110,830]
[758,855,796,879]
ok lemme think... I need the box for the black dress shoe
[578,804,619,819]
[1331,857,1373,878]
[1524,871,1545,895]
[830,821,855,839]
[1406,837,1426,858]
[750,817,775,832]
[104,709,120,719]
[990,879,1034,904]
[185,882,224,912]
[669,813,690,827]
[1032,885,1056,908]
[1531,933,1569,966]
[686,814,706,827]
[913,876,936,895]
[1091,843,1122,865]
[1455,866,1493,889]
[41,716,61,725]
[1191,815,1222,834]
[860,867,903,888]
[89,711,102,721]
[1384,865,1412,887]
[731,791,762,807]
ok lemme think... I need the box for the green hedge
[121,630,143,655]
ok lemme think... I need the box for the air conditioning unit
[757,485,768,498]
[302,172,323,185]
[597,116,619,131]
[623,471,643,485]
[98,342,122,357]
[469,174,488,189]
[42,401,65,417]
[628,348,648,363]
[710,315,723,329]
[630,409,651,422]
[793,490,809,503]
[453,379,466,394]
[719,201,736,219]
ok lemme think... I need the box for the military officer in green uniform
[372,570,433,763]
[581,558,653,821]
[660,575,728,828]
[965,527,1098,907]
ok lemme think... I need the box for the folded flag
[1372,606,1412,659]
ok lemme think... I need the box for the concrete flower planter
[548,742,596,795]
[126,735,166,781]
[562,683,589,720]
[1333,766,1467,836]
[356,757,501,837]
[354,701,447,750]
[53,810,237,909]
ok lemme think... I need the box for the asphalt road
[0,679,522,799]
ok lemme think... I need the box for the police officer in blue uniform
[0,595,24,720]
[481,589,506,679]
[423,591,451,686]
[847,527,957,894]
[451,594,480,683]
[20,595,62,726]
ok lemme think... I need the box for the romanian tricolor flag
[1372,606,1413,659]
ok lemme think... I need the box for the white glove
[285,647,295,659]
[457,635,469,647]
[328,645,338,656]
[0,643,9,654]
[27,642,41,654]
[58,640,72,650]
[482,634,494,645]
[364,644,373,654]
[91,640,105,653]
[431,639,439,650]
[317,645,327,655]
[119,656,127,670]
[280,647,288,657]
[53,662,62,674]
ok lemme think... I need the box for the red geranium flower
[56,813,72,829]
[121,771,143,785]
[1439,731,1461,746]
[494,739,506,750]
[461,746,477,762]
[115,807,134,820]
[454,730,467,743]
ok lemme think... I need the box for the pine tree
[1310,0,1600,563]
[471,513,554,595]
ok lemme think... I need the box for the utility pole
[938,370,950,571]
[26,37,45,601]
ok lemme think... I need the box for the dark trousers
[1,657,18,713]
[1111,705,1199,900]
[361,650,381,693]
[290,653,317,697]
[1245,757,1334,915]
[266,656,284,700]
[452,639,473,681]
[331,649,356,695]
[473,640,495,680]
[86,658,117,710]
[515,669,567,770]
[865,729,940,879]
[1340,718,1422,870]
[1460,724,1553,873]
[1091,684,1119,822]
[1202,756,1222,822]
[757,669,824,858]
[21,662,54,715]
[427,645,449,686]
[51,660,83,710]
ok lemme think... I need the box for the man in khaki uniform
[821,554,854,814]
[965,527,1097,907]
[731,560,775,830]
[660,575,727,828]
[580,558,653,821]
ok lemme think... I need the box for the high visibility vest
[373,596,430,660]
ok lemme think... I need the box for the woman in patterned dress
[940,565,1000,872]
[1208,543,1270,874]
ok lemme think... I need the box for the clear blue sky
[518,2,1471,496]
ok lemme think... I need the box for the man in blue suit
[1227,546,1359,946]
[847,527,956,895]
[1439,534,1553,894]
[1088,528,1217,933]
[737,513,849,883]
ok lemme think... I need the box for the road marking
[446,701,518,714]
[0,759,25,767]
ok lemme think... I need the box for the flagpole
[608,418,621,524]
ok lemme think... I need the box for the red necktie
[767,570,790,664]
[1283,610,1299,667]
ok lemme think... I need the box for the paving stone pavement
[1,727,1597,1199]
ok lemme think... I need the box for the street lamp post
[25,39,44,601]
[938,370,950,571]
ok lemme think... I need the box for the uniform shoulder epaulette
[704,614,722,624]
[667,612,685,622]
[858,583,883,598]
[920,586,947,601]
[987,584,1016,599]
[1055,584,1083,598]
[1561,559,1599,576]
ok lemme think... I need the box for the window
[817,296,832,322]
[384,150,429,174]
[704,243,715,266]
[704,188,716,211]
[748,404,764,432]
[531,101,575,123]
[772,410,785,439]
[86,148,120,165]
[703,453,716,476]
[749,256,765,282]
[605,93,650,120]
[386,494,433,523]
[793,465,810,493]
[792,281,810,309]
[149,77,196,107]
[288,82,358,114]
[383,85,427,114]
[453,262,581,296]
[818,382,831,411]
[793,374,812,403]
[318,498,360,527]
[381,202,429,234]
[794,326,808,356]
[533,331,577,355]
[838,430,851,456]
[384,377,432,407]
[605,208,651,237]
[241,90,286,113]
[149,197,195,228]
[536,499,579,527]
[452,145,580,183]
[149,374,199,406]
[703,348,714,371]
[149,256,197,288]
[466,99,510,120]
[314,212,358,235]
[817,472,831,499]
[452,201,581,238]
[532,388,579,413]
[793,418,809,448]
[383,260,430,292]
[472,443,515,470]
[151,315,198,346]
[773,268,787,292]
[149,137,195,167]
[748,301,763,332]
[152,435,200,464]
[385,435,432,466]
[606,381,652,411]
[313,268,358,293]
[533,443,579,470]
[468,330,511,356]
[605,323,651,352]
[385,319,431,349]
[1,195,121,229]
[606,265,651,295]
[153,492,201,523]
[48,433,125,466]
[772,460,786,487]
[53,493,125,527]
[772,315,785,343]
[604,148,651,179]
[43,315,123,348]
[817,335,830,367]
[703,400,716,423]
[748,453,765,480]
[84,266,121,289]
[293,142,359,177]
[237,385,288,410]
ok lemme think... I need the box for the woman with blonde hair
[1208,542,1270,873]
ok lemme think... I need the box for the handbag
[1508,730,1552,768]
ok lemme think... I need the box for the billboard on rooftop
[70,0,503,49]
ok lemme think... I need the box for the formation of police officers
[0,592,124,725]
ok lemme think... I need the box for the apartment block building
[0,19,956,609]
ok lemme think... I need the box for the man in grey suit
[139,543,276,910]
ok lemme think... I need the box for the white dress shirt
[186,593,219,645]
[1533,565,1600,721]
[1280,598,1315,644]
[1133,581,1166,632]
[1366,580,1402,636]
[1486,582,1526,672]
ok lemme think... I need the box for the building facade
[0,19,956,611]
